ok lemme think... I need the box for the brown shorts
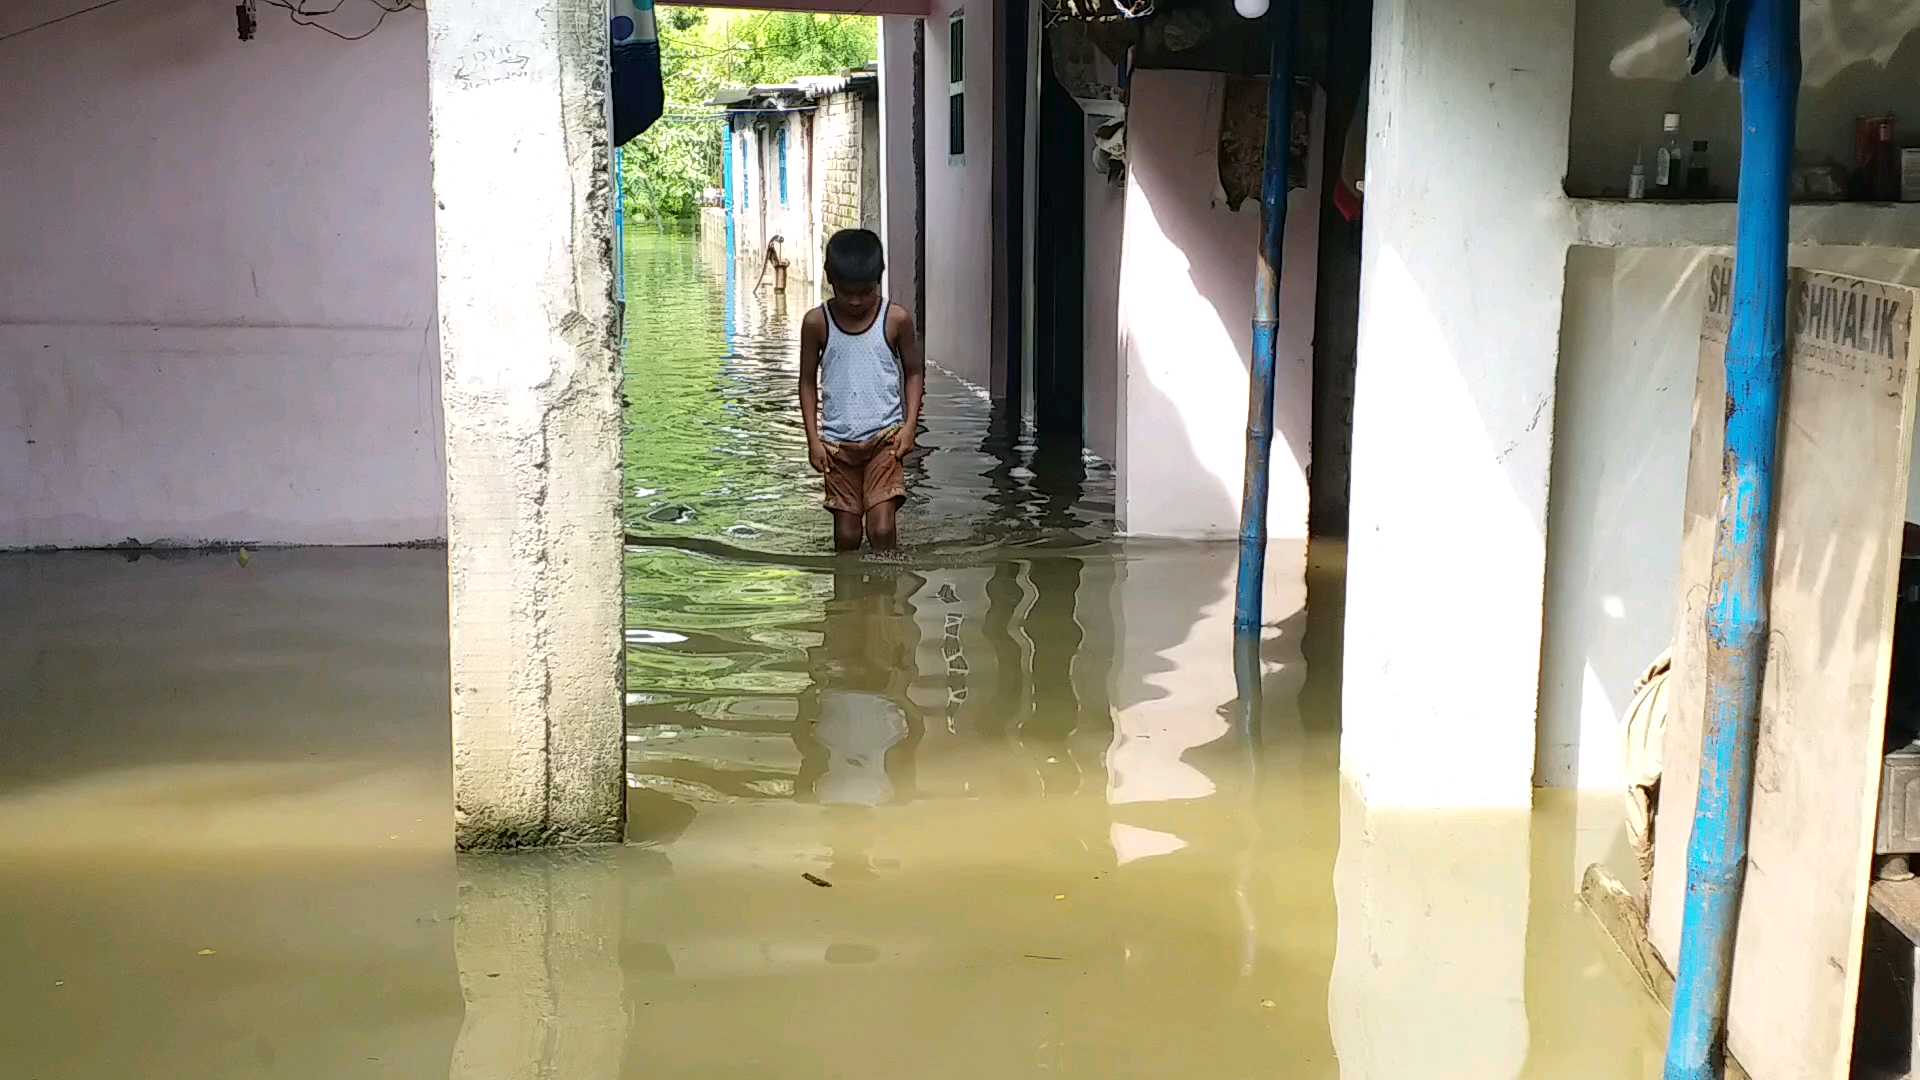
[823,427,907,515]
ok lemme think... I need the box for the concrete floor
[1,545,1666,1078]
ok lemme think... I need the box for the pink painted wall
[0,0,441,548]
[878,16,921,317]
[1115,71,1321,540]
[1082,115,1125,466]
[921,0,996,389]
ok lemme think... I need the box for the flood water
[1,230,1664,1078]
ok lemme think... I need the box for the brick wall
[816,89,870,264]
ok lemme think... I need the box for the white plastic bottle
[1655,112,1685,197]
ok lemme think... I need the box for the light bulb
[1234,0,1269,18]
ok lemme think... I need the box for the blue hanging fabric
[612,0,664,145]
[1665,0,1749,75]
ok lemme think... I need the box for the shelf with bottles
[1566,1,1920,207]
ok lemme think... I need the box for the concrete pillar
[1330,786,1531,1076]
[427,0,625,848]
[1340,0,1575,809]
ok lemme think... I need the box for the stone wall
[816,88,873,263]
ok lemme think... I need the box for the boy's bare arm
[799,309,829,473]
[891,306,925,459]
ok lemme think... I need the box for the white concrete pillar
[1330,786,1531,1077]
[427,0,625,847]
[1340,0,1575,809]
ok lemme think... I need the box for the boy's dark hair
[824,229,885,285]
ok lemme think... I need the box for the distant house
[713,68,881,289]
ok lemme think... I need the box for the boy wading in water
[800,229,925,551]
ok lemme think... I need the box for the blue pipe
[1664,1,1799,1076]
[613,145,626,306]
[1233,2,1296,633]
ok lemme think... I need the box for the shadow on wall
[1114,69,1318,545]
[1570,0,1920,196]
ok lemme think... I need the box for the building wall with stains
[0,0,442,549]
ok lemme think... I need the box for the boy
[799,229,925,551]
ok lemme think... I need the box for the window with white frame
[947,11,965,158]
[738,131,750,208]
[777,125,789,206]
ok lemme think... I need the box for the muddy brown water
[0,231,1663,1077]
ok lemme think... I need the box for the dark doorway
[1032,41,1086,439]
[991,0,1029,407]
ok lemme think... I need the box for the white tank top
[819,300,904,444]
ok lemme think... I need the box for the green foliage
[621,8,877,220]
[706,11,878,86]
[621,117,715,224]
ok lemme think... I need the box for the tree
[621,8,877,221]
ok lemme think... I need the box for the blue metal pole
[1665,1,1799,1076]
[613,145,626,304]
[1233,2,1296,633]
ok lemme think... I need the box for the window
[947,12,965,158]
[738,132,750,208]
[777,126,789,206]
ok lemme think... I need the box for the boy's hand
[890,428,916,460]
[808,441,831,474]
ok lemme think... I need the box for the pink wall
[1082,115,1125,466]
[0,0,441,548]
[921,0,996,389]
[1115,71,1320,539]
[879,16,921,316]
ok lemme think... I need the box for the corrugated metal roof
[720,65,878,111]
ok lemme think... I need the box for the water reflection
[466,523,1351,1078]
[796,569,924,807]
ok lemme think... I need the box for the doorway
[1032,39,1086,439]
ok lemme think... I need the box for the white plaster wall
[923,0,996,387]
[1540,243,1920,794]
[774,112,813,280]
[732,123,764,259]
[1568,0,1920,198]
[1083,116,1124,466]
[1538,247,1704,793]
[879,16,921,312]
[0,0,441,549]
[738,118,816,284]
[1114,71,1320,542]
[1342,0,1576,810]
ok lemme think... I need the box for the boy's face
[828,277,882,323]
